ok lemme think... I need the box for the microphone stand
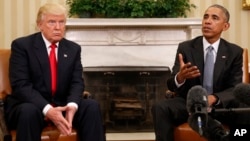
[211,107,250,113]
[197,116,203,136]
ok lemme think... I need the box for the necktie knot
[207,46,213,52]
[50,44,57,50]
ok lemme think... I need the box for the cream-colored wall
[0,0,66,49]
[188,0,250,50]
[1,0,250,51]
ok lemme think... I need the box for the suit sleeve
[9,40,49,110]
[66,45,84,105]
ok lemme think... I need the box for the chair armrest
[83,91,92,99]
[165,90,176,99]
[0,100,11,141]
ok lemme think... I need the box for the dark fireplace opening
[83,66,171,133]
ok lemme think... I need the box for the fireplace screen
[83,66,170,133]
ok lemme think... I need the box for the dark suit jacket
[167,36,243,108]
[6,32,84,113]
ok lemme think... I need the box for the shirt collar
[41,33,59,49]
[202,37,220,53]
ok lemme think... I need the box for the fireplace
[65,18,202,132]
[83,66,170,132]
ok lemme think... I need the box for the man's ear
[223,22,230,31]
[37,21,42,31]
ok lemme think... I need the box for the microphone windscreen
[186,85,208,114]
[233,83,250,106]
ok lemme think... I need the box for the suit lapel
[191,38,204,83]
[213,41,228,85]
[57,40,69,89]
[33,33,51,93]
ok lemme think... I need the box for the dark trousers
[5,99,105,141]
[151,97,188,141]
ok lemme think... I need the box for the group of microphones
[186,83,250,141]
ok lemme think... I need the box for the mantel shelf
[66,18,202,27]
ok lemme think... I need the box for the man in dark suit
[4,3,105,141]
[151,4,249,141]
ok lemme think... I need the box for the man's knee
[79,99,101,113]
[18,103,42,119]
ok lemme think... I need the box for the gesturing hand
[177,53,201,83]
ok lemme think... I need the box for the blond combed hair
[36,3,67,23]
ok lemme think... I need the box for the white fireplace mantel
[65,18,202,69]
[66,18,202,27]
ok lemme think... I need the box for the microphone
[233,83,250,106]
[186,85,230,140]
[186,85,208,136]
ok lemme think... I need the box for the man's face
[202,7,229,41]
[37,13,66,43]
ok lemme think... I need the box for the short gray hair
[208,4,230,22]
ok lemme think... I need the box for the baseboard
[106,132,155,141]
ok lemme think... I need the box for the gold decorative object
[243,0,250,10]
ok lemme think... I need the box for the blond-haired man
[4,3,105,141]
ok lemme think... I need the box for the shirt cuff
[42,104,53,116]
[42,102,78,116]
[213,95,221,105]
[215,99,221,105]
[67,102,78,110]
[175,73,185,88]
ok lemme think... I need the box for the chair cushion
[10,127,77,141]
[174,123,207,141]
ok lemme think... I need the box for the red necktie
[49,44,57,95]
